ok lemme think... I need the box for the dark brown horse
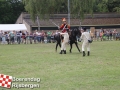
[54,27,81,53]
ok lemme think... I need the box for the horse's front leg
[75,42,81,53]
[69,42,72,53]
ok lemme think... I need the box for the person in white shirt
[37,31,41,43]
[80,27,91,56]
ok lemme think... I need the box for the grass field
[0,41,120,90]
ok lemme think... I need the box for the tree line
[0,0,120,24]
[0,0,25,24]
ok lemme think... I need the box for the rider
[58,18,70,42]
[58,18,70,33]
[58,18,70,54]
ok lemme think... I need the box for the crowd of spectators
[93,28,120,41]
[0,28,120,45]
[0,30,59,45]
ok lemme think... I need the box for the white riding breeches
[82,41,90,51]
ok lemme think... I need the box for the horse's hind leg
[75,42,81,53]
[58,42,61,48]
[69,43,72,53]
[56,43,59,52]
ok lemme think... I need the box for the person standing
[113,29,117,40]
[33,31,37,44]
[1,32,6,44]
[6,32,10,44]
[29,32,33,44]
[96,30,100,41]
[41,30,45,43]
[37,31,41,43]
[16,31,21,44]
[21,31,26,44]
[9,31,15,44]
[106,30,110,40]
[47,31,51,43]
[80,27,91,56]
[0,30,2,43]
[109,30,113,40]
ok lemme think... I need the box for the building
[16,12,120,32]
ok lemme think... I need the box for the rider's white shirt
[80,32,91,42]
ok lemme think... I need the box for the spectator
[14,31,17,44]
[109,30,113,41]
[33,31,37,44]
[47,31,51,43]
[0,30,2,43]
[1,33,6,44]
[100,31,103,41]
[26,31,29,44]
[106,30,110,40]
[113,29,117,40]
[20,31,22,43]
[9,31,15,44]
[94,30,97,40]
[16,31,21,44]
[51,31,55,43]
[29,32,33,44]
[41,30,45,43]
[37,31,41,43]
[96,30,100,41]
[5,32,10,44]
[21,31,26,44]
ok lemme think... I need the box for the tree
[0,0,25,24]
[23,0,95,21]
[93,0,120,13]
[93,0,109,12]
[0,0,12,23]
[107,0,120,12]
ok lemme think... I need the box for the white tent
[0,24,27,31]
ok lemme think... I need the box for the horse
[54,27,81,53]
[54,33,61,51]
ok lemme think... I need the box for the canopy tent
[0,24,27,31]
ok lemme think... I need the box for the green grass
[0,41,120,90]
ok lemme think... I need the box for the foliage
[1,0,120,23]
[93,0,120,12]
[93,0,109,12]
[23,0,95,21]
[23,0,120,21]
[70,0,95,19]
[107,0,120,12]
[0,0,25,24]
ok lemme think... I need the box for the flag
[0,74,12,88]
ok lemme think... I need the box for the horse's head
[71,27,81,37]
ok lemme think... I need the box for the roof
[24,18,120,27]
[0,24,27,31]
[16,12,120,27]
